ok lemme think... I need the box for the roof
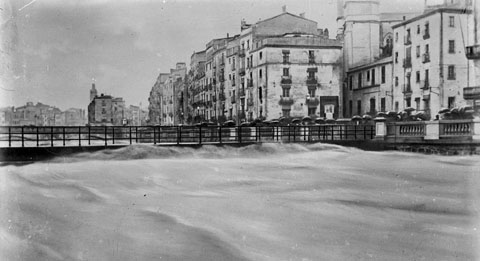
[347,56,393,73]
[257,12,317,26]
[392,8,471,29]
[379,12,421,22]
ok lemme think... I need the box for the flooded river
[1,143,479,260]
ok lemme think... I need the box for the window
[246,58,250,68]
[416,71,420,83]
[370,98,376,114]
[358,74,362,88]
[416,45,420,57]
[367,71,370,81]
[449,16,454,27]
[425,44,429,54]
[371,69,376,85]
[395,52,399,63]
[448,96,455,108]
[424,22,430,36]
[282,50,290,63]
[448,65,456,80]
[308,88,315,97]
[247,40,250,50]
[395,101,399,112]
[357,100,362,115]
[283,68,289,76]
[258,87,262,103]
[381,66,386,84]
[282,88,290,97]
[424,99,430,113]
[349,76,353,90]
[259,69,262,78]
[406,97,411,108]
[308,50,315,63]
[395,77,399,86]
[349,100,353,116]
[282,109,290,117]
[448,40,455,53]
[417,25,420,34]
[308,107,316,115]
[381,98,386,112]
[425,69,429,84]
[415,97,420,111]
[395,32,398,42]
[259,52,263,60]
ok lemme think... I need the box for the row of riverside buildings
[148,0,479,126]
[0,102,85,126]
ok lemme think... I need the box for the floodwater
[1,143,479,261]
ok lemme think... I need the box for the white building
[392,4,472,117]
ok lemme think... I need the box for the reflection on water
[1,143,479,260]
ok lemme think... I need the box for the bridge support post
[424,121,439,140]
[473,120,480,140]
[374,117,387,140]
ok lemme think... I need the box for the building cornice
[392,8,472,29]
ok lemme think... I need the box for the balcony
[422,53,430,63]
[247,79,254,88]
[403,58,412,68]
[420,80,430,90]
[404,36,412,45]
[402,84,412,97]
[239,48,246,57]
[466,45,480,60]
[423,31,430,40]
[279,96,294,106]
[281,75,292,85]
[239,88,246,97]
[239,67,246,76]
[305,96,320,107]
[306,76,318,86]
[464,86,480,100]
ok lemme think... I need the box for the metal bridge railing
[0,125,376,148]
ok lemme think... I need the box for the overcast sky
[1,0,423,111]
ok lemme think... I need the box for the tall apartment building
[187,51,206,123]
[236,11,341,121]
[464,0,480,110]
[148,73,169,125]
[155,63,187,126]
[392,2,472,116]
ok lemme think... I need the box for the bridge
[0,124,375,148]
[1,119,480,161]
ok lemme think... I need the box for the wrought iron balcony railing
[466,45,480,60]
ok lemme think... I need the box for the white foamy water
[1,143,479,260]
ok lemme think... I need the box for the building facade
[392,5,472,116]
[87,83,126,126]
[0,102,85,126]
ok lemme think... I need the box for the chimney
[282,5,287,13]
[299,12,305,18]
